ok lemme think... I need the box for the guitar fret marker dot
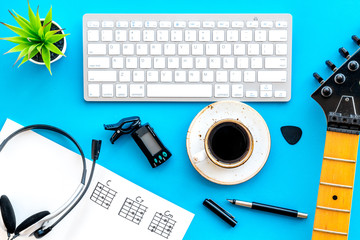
[332,195,338,200]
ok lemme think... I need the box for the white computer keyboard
[83,14,292,102]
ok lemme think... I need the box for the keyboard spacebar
[147,84,213,98]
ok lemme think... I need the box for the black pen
[227,199,307,219]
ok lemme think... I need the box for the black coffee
[207,122,250,164]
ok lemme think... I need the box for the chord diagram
[90,182,117,209]
[148,212,176,239]
[118,198,148,225]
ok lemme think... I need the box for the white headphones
[0,125,101,240]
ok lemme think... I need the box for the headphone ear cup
[0,195,16,234]
[15,211,50,236]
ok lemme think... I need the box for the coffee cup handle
[193,149,208,164]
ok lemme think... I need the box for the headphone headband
[0,124,89,239]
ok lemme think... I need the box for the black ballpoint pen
[227,199,308,219]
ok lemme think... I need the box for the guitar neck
[312,131,359,240]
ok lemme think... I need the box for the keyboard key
[87,21,99,28]
[199,30,211,42]
[251,57,262,69]
[109,44,120,55]
[126,57,138,68]
[196,58,207,68]
[203,21,215,28]
[133,71,145,82]
[276,21,288,28]
[88,44,106,55]
[246,21,259,28]
[175,71,186,82]
[88,71,116,81]
[189,71,200,82]
[262,44,274,55]
[248,44,260,55]
[189,21,201,28]
[88,57,110,68]
[147,84,212,97]
[171,30,183,41]
[164,44,176,55]
[116,84,128,97]
[130,21,143,28]
[116,21,129,28]
[119,71,131,82]
[216,71,228,82]
[255,30,266,42]
[230,71,242,82]
[161,71,172,82]
[159,21,171,28]
[232,84,244,97]
[269,30,287,41]
[102,21,114,28]
[202,71,214,82]
[244,71,255,82]
[185,30,197,41]
[168,57,180,68]
[122,44,134,55]
[258,71,286,82]
[130,84,145,97]
[234,44,245,55]
[209,57,221,68]
[213,30,225,42]
[174,21,186,28]
[241,30,252,41]
[182,57,193,68]
[237,58,249,68]
[215,84,230,97]
[88,30,99,41]
[261,21,273,28]
[227,30,239,42]
[192,44,204,55]
[276,44,287,55]
[112,57,124,68]
[157,30,169,41]
[246,90,258,97]
[217,21,230,28]
[136,44,148,55]
[206,44,217,55]
[275,91,287,98]
[129,30,141,41]
[150,44,162,55]
[220,44,231,55]
[260,84,272,91]
[147,71,159,82]
[154,57,166,68]
[232,21,244,28]
[139,57,151,68]
[145,21,157,28]
[115,30,127,41]
[260,91,272,98]
[143,30,155,41]
[223,57,235,69]
[102,84,114,97]
[88,84,100,97]
[265,57,287,68]
[101,30,113,41]
[178,44,190,55]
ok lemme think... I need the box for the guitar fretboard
[312,131,359,240]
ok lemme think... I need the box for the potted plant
[1,1,69,74]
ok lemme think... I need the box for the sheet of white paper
[0,119,194,240]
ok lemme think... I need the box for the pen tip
[226,199,234,203]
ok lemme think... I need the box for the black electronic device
[131,124,172,168]
[104,117,172,168]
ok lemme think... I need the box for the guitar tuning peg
[339,47,350,59]
[325,60,337,72]
[352,35,360,46]
[313,72,324,84]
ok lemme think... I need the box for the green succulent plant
[1,1,69,74]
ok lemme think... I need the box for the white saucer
[186,101,271,185]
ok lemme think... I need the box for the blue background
[1,0,360,239]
